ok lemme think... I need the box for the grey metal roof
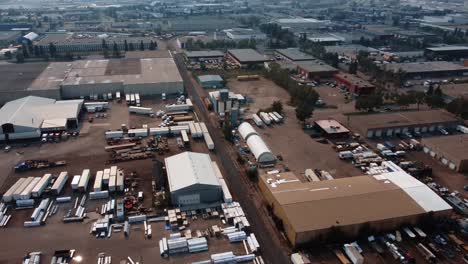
[227,49,268,63]
[185,50,224,58]
[0,96,83,129]
[198,75,223,83]
[276,48,315,61]
[165,152,220,192]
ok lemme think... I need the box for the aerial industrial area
[1,0,468,263]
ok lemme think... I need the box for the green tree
[407,90,425,110]
[295,102,314,124]
[101,39,108,49]
[22,47,29,58]
[65,51,74,61]
[129,42,135,51]
[355,90,383,111]
[34,46,40,57]
[446,97,468,119]
[271,101,283,114]
[222,122,233,142]
[349,61,358,74]
[103,48,109,58]
[139,40,145,51]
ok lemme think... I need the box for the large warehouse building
[422,134,468,172]
[60,58,183,98]
[382,61,468,79]
[0,57,184,103]
[165,152,222,209]
[258,161,452,246]
[346,110,460,138]
[0,96,83,141]
[238,122,276,165]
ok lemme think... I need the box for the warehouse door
[1,123,14,133]
[178,194,200,205]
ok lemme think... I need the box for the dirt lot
[0,99,247,263]
[229,77,363,179]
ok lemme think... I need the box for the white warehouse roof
[377,161,452,213]
[0,96,83,130]
[238,122,258,141]
[246,134,276,164]
[165,152,221,192]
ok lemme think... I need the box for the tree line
[263,63,319,123]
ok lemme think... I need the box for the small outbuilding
[198,75,224,89]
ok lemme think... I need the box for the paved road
[173,53,290,264]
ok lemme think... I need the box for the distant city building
[296,60,339,80]
[425,46,468,60]
[275,17,330,31]
[382,61,468,79]
[184,50,225,63]
[224,28,266,41]
[226,49,270,67]
[334,73,376,96]
[34,32,158,54]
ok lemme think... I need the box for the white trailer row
[2,178,27,202]
[19,177,41,200]
[252,114,263,127]
[199,122,214,150]
[71,175,81,190]
[51,172,68,195]
[31,174,52,198]
[165,99,193,112]
[78,169,91,192]
[94,172,103,192]
[84,102,109,112]
[13,177,35,201]
[129,106,154,116]
[259,112,271,125]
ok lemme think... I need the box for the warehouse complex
[164,152,223,209]
[382,61,468,79]
[0,96,83,141]
[422,135,468,172]
[0,58,183,102]
[258,161,452,246]
[346,110,460,138]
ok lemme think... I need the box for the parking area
[229,77,362,180]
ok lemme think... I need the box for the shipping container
[31,174,52,198]
[199,122,209,134]
[181,130,189,145]
[116,91,121,102]
[259,112,271,125]
[169,125,190,135]
[20,177,41,200]
[51,172,68,195]
[105,131,124,139]
[149,127,170,136]
[2,178,26,203]
[125,94,130,104]
[268,112,280,123]
[116,174,124,191]
[93,172,103,192]
[166,103,193,112]
[194,123,203,138]
[128,128,148,138]
[130,94,135,105]
[273,112,283,121]
[252,114,263,127]
[78,169,90,192]
[204,132,215,150]
[343,244,364,264]
[89,191,109,200]
[13,177,34,201]
[129,106,154,115]
[109,176,116,192]
[71,175,81,190]
[135,93,141,106]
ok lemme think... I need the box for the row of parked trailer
[125,93,141,106]
[2,172,67,203]
[252,112,283,127]
[70,166,123,196]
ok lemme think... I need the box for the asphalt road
[173,53,290,264]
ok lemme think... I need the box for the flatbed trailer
[15,160,66,172]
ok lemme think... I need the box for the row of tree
[263,63,319,123]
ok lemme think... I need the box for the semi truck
[15,160,66,172]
